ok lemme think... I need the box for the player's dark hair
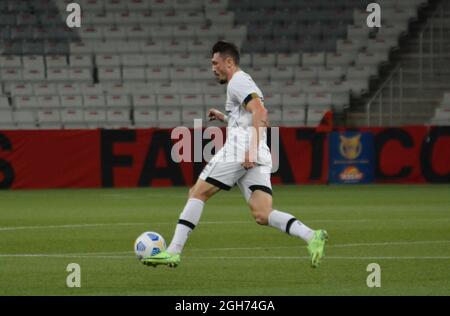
[211,41,240,65]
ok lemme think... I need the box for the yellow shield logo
[339,134,362,160]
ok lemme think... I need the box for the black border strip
[205,177,232,191]
[249,185,273,196]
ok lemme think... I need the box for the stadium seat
[307,93,333,109]
[146,54,171,67]
[69,55,93,67]
[302,52,325,67]
[106,109,131,128]
[0,109,14,128]
[106,95,131,108]
[192,67,214,81]
[22,55,45,69]
[277,81,300,94]
[83,95,105,108]
[154,82,180,95]
[170,67,193,81]
[326,52,353,67]
[282,93,307,107]
[61,95,83,108]
[13,96,37,110]
[263,94,282,108]
[96,54,121,67]
[252,54,276,67]
[125,82,155,94]
[306,109,329,127]
[46,55,68,68]
[295,67,318,81]
[157,108,181,127]
[305,81,330,93]
[61,109,85,129]
[270,67,295,81]
[282,106,306,126]
[258,81,279,95]
[37,95,61,109]
[133,94,158,108]
[81,83,103,96]
[1,69,23,82]
[13,110,36,129]
[122,67,146,81]
[0,96,10,108]
[157,95,181,107]
[204,94,224,108]
[318,66,344,81]
[146,67,170,81]
[69,68,92,82]
[37,109,61,128]
[58,83,81,96]
[182,107,205,127]
[0,55,21,68]
[98,67,121,81]
[277,53,301,67]
[248,67,270,81]
[134,109,158,128]
[267,107,282,125]
[178,82,202,95]
[47,68,69,81]
[10,83,33,96]
[442,93,450,107]
[121,54,146,67]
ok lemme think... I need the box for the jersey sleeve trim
[243,93,260,108]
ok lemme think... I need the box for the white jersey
[221,70,272,167]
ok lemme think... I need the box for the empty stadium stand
[0,0,435,129]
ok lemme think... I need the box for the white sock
[268,210,315,243]
[167,198,205,255]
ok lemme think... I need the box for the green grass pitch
[0,185,449,296]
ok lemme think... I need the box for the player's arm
[207,108,228,122]
[243,96,268,168]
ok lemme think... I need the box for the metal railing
[366,64,403,126]
[419,1,446,90]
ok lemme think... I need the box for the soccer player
[142,41,328,268]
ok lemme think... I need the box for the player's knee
[254,212,269,225]
[249,202,269,225]
[188,185,210,202]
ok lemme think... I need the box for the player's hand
[208,108,225,122]
[242,151,256,170]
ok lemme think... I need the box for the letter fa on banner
[366,263,381,288]
[366,3,381,28]
[66,3,81,28]
[66,263,81,288]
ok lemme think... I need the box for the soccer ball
[134,231,166,260]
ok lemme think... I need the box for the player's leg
[142,159,244,267]
[165,178,220,256]
[142,179,219,267]
[246,188,315,243]
[238,167,328,267]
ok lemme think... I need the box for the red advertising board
[0,126,448,189]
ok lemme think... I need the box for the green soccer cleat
[307,229,329,268]
[141,251,181,268]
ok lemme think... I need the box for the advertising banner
[329,131,375,184]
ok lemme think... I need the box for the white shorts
[199,161,272,202]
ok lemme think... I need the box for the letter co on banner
[329,131,375,184]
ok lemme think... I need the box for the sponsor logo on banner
[339,166,364,181]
